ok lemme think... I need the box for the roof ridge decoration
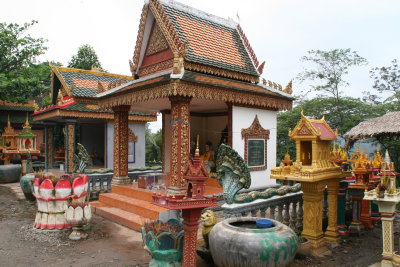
[236,24,259,69]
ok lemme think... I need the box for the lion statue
[201,210,217,249]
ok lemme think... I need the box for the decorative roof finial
[195,135,200,157]
[301,109,305,118]
[321,113,325,120]
[384,149,391,164]
[24,113,29,127]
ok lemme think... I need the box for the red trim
[141,49,173,67]
[33,100,77,115]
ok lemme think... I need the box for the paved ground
[0,182,391,267]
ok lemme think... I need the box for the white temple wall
[232,106,277,188]
[106,122,146,168]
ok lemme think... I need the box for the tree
[0,21,48,103]
[68,44,105,71]
[297,49,367,101]
[145,127,162,163]
[297,49,367,128]
[369,59,400,103]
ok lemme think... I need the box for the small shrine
[1,115,17,151]
[152,137,217,267]
[271,111,347,255]
[364,151,400,267]
[16,114,40,154]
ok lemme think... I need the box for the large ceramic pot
[20,173,36,201]
[209,217,298,267]
[0,164,21,183]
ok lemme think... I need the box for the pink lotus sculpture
[31,173,89,230]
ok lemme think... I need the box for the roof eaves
[97,69,173,98]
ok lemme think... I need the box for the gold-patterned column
[381,212,395,265]
[112,105,131,185]
[301,181,328,256]
[65,121,76,173]
[168,96,191,195]
[46,126,54,170]
[325,179,341,243]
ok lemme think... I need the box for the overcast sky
[2,0,399,130]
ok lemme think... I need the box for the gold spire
[195,135,200,157]
[3,115,15,135]
[24,113,30,128]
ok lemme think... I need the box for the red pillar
[361,199,374,229]
[182,208,202,267]
[112,105,130,185]
[168,96,191,195]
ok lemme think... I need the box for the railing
[87,170,162,201]
[221,186,304,231]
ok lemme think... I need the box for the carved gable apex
[128,128,138,142]
[297,125,313,136]
[145,23,170,56]
[241,115,270,139]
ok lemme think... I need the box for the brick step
[99,193,167,220]
[92,204,144,231]
[112,183,161,202]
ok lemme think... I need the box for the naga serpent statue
[73,143,92,173]
[216,143,301,204]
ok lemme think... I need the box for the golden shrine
[1,115,17,151]
[271,111,346,255]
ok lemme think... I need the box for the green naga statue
[73,143,92,173]
[216,144,301,204]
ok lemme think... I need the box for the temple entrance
[300,141,312,165]
[79,123,105,168]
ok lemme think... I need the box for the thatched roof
[344,111,400,148]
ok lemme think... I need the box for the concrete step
[205,178,222,188]
[98,193,167,220]
[92,204,144,231]
[112,183,160,202]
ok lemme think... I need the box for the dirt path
[0,184,389,267]
[0,185,150,267]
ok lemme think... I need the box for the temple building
[96,0,294,190]
[32,65,157,172]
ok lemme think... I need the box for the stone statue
[201,210,217,249]
[73,143,92,173]
[216,144,302,204]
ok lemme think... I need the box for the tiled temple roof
[52,66,132,98]
[160,0,259,77]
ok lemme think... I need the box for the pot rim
[222,217,283,233]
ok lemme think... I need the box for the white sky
[2,0,400,131]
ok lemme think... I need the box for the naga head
[216,144,251,204]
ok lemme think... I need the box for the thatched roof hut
[344,111,400,148]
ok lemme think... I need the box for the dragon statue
[216,144,301,204]
[201,210,217,249]
[73,143,92,173]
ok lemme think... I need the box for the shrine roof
[160,1,259,77]
[310,121,337,140]
[33,100,156,122]
[290,112,337,141]
[0,100,35,112]
[52,66,132,98]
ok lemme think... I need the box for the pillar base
[309,238,329,256]
[112,176,131,185]
[349,222,364,235]
[324,231,341,244]
[167,186,186,196]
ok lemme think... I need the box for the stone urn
[141,218,184,267]
[0,164,21,183]
[65,203,92,240]
[209,217,298,267]
[31,173,89,230]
